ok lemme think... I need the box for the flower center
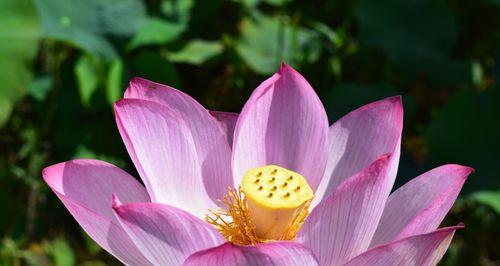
[206,165,314,245]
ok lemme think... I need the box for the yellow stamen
[205,165,313,245]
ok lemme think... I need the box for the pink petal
[344,225,463,266]
[124,77,233,205]
[209,111,238,146]
[370,165,473,247]
[112,200,224,266]
[114,99,216,218]
[42,159,152,265]
[232,63,329,190]
[183,242,318,266]
[315,96,403,206]
[297,155,392,265]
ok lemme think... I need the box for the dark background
[0,0,499,265]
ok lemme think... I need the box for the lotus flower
[42,64,473,266]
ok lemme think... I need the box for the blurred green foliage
[0,0,499,265]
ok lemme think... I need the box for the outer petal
[210,111,238,146]
[125,77,233,204]
[370,165,473,247]
[112,200,224,266]
[232,63,329,190]
[315,96,403,205]
[115,99,215,218]
[297,155,391,266]
[183,242,318,266]
[344,225,463,266]
[42,159,152,265]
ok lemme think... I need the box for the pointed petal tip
[279,62,290,72]
[130,76,147,84]
[278,62,300,77]
[343,95,404,124]
[111,193,122,209]
[447,164,475,175]
[436,164,475,180]
[371,153,392,170]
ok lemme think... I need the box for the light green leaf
[263,0,290,6]
[28,76,53,101]
[162,0,194,23]
[46,238,75,266]
[33,0,147,59]
[0,96,13,128]
[0,0,40,127]
[129,18,185,50]
[75,54,103,107]
[471,190,500,213]
[166,40,223,65]
[236,15,321,75]
[106,59,124,105]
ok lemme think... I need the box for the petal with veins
[315,96,403,206]
[232,63,329,190]
[125,77,233,204]
[115,99,216,218]
[42,159,152,265]
[210,111,238,146]
[297,155,391,266]
[183,242,318,266]
[345,225,463,266]
[113,200,224,266]
[370,164,473,247]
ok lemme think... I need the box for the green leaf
[28,76,53,101]
[0,96,13,128]
[236,15,321,75]
[166,40,223,65]
[128,18,185,50]
[46,238,75,266]
[471,190,500,213]
[75,54,103,107]
[33,0,147,59]
[263,0,291,6]
[0,0,40,127]
[162,0,194,23]
[106,59,124,105]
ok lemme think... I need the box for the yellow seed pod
[242,165,314,239]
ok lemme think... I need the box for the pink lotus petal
[232,63,329,190]
[345,225,464,266]
[115,99,217,218]
[315,96,403,206]
[183,241,319,266]
[297,155,392,266]
[42,159,152,265]
[125,77,233,204]
[209,111,238,146]
[370,165,473,247]
[112,200,224,266]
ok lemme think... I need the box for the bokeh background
[1,0,499,265]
